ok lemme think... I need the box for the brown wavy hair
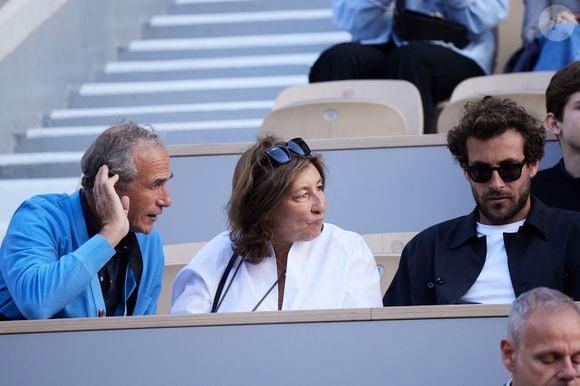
[227,135,325,264]
[447,96,545,169]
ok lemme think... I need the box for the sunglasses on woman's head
[265,137,311,165]
[465,160,527,183]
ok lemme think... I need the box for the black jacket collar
[449,196,549,249]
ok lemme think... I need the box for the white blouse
[170,223,382,313]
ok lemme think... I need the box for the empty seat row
[258,71,554,139]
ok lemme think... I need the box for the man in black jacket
[384,96,580,306]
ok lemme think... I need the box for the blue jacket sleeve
[443,0,509,36]
[332,0,396,43]
[0,200,114,319]
[140,232,165,315]
[332,0,508,43]
[522,0,547,43]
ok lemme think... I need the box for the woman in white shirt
[170,136,382,313]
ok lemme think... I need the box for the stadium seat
[272,80,423,135]
[436,71,555,133]
[261,100,408,139]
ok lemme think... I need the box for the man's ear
[501,339,517,372]
[528,159,540,178]
[544,113,561,137]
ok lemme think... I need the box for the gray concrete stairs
[2,0,348,179]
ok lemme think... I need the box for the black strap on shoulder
[211,251,239,313]
[0,312,8,321]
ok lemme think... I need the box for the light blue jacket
[332,0,509,73]
[523,0,580,44]
[0,191,164,319]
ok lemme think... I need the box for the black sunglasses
[465,161,527,183]
[265,137,311,165]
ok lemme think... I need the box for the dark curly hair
[227,135,326,264]
[447,96,545,169]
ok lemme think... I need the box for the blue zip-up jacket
[0,191,164,319]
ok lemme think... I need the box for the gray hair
[81,122,165,191]
[507,287,580,349]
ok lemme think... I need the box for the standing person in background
[309,0,508,134]
[532,61,580,211]
[0,122,173,320]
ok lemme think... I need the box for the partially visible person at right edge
[532,61,580,211]
[500,287,580,386]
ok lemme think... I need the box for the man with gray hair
[0,122,173,320]
[501,287,580,386]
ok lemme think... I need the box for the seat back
[273,80,423,134]
[159,242,205,315]
[449,72,555,101]
[437,92,546,133]
[375,254,401,297]
[260,100,407,139]
[436,71,554,133]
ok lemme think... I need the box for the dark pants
[309,42,485,133]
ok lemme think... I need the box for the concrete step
[96,53,317,82]
[142,10,334,39]
[44,100,272,127]
[0,0,344,181]
[166,0,332,15]
[16,119,263,152]
[66,74,306,108]
[117,43,339,61]
[98,64,309,82]
[66,86,287,108]
[0,152,83,179]
[117,31,349,61]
